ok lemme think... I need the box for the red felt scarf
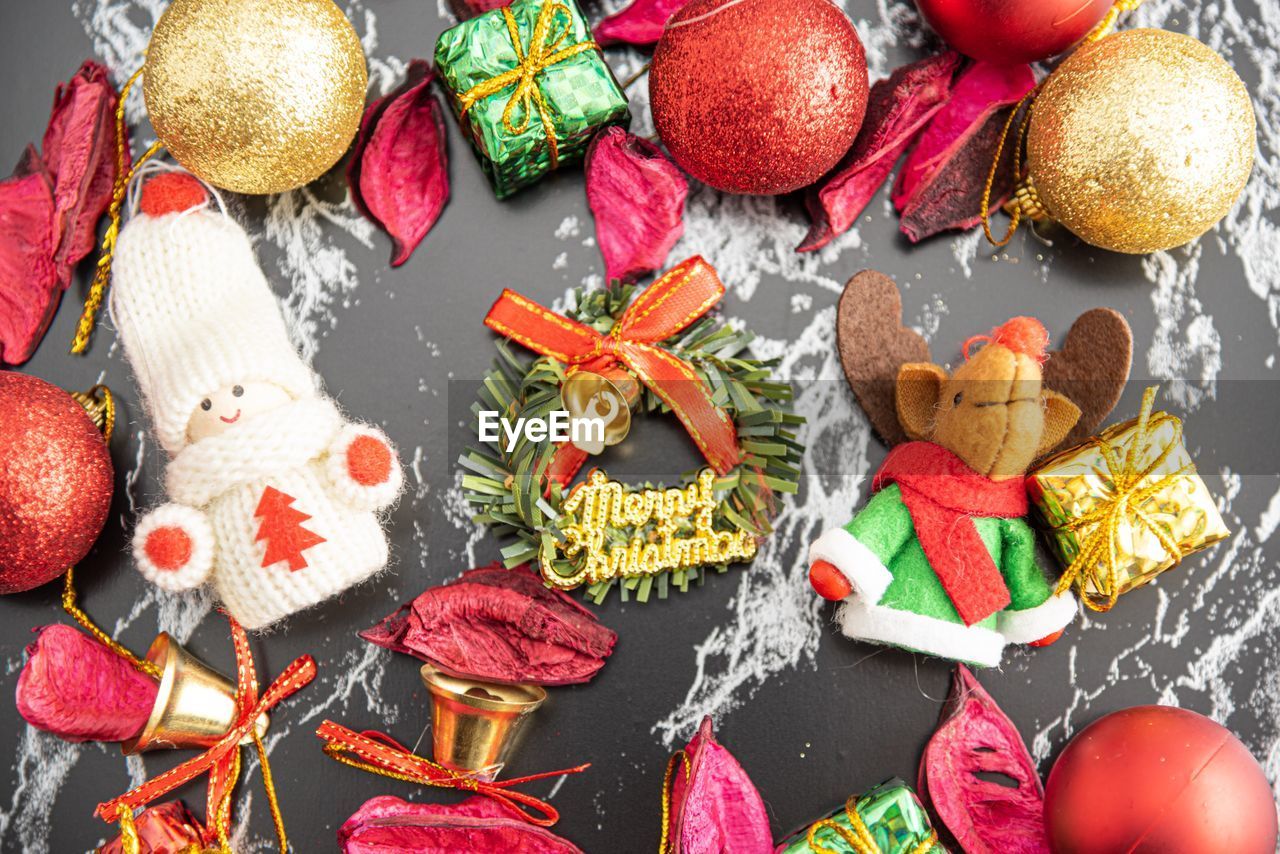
[873,442,1026,625]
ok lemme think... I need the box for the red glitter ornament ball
[0,373,113,594]
[915,0,1114,65]
[1045,706,1277,854]
[650,0,868,195]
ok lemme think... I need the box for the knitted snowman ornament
[112,172,403,630]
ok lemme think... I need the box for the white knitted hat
[110,171,317,455]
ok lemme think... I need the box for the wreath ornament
[461,257,804,603]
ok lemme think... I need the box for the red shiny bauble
[650,0,868,195]
[0,373,114,594]
[1045,706,1277,854]
[915,0,1113,64]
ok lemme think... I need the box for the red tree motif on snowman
[254,487,325,571]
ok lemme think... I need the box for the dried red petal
[586,127,687,282]
[348,59,449,267]
[895,62,1036,243]
[339,795,584,853]
[919,666,1049,854]
[42,60,124,285]
[15,624,158,743]
[360,563,617,686]
[0,148,60,366]
[595,0,690,46]
[96,801,204,854]
[666,717,771,854]
[798,51,960,253]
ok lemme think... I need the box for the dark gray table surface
[2,0,1279,851]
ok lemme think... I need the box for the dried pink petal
[919,666,1049,854]
[349,59,449,267]
[339,796,584,853]
[798,51,960,253]
[16,624,158,743]
[895,62,1036,243]
[42,60,124,285]
[96,801,204,854]
[447,0,510,20]
[0,148,60,366]
[586,127,687,282]
[666,716,771,854]
[595,0,690,46]
[361,563,617,686]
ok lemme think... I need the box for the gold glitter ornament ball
[1026,29,1255,254]
[144,0,368,195]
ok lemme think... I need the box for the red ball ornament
[650,0,868,195]
[1045,706,1278,854]
[0,373,114,594]
[914,0,1113,64]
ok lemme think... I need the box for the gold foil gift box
[1027,388,1230,611]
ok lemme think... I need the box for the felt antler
[1041,307,1133,449]
[835,271,1132,450]
[836,270,930,446]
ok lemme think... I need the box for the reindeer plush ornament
[809,272,1132,667]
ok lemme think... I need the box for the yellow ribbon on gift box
[805,795,938,854]
[1051,386,1192,611]
[457,0,599,169]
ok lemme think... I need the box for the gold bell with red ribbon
[560,367,638,454]
[123,632,270,754]
[419,663,546,781]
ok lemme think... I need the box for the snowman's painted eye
[232,385,244,397]
[200,399,213,411]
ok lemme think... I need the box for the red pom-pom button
[810,560,853,601]
[347,435,392,486]
[1028,628,1065,648]
[145,526,192,571]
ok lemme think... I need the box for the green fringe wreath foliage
[460,283,804,603]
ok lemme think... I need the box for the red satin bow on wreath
[484,256,742,484]
[316,721,590,826]
[95,616,317,853]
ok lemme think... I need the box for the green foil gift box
[434,0,631,198]
[776,779,946,854]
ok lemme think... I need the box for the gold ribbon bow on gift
[1052,386,1192,611]
[457,0,599,169]
[805,795,938,854]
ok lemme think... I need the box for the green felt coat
[810,484,1077,667]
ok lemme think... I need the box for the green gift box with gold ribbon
[776,779,946,854]
[434,0,631,198]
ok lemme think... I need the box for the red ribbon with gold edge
[94,616,317,847]
[484,256,742,483]
[316,721,590,827]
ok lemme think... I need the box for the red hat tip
[963,316,1049,363]
[139,172,209,217]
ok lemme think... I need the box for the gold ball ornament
[143,0,368,195]
[1025,29,1256,254]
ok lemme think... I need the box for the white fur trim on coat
[836,597,1006,668]
[998,592,1078,644]
[133,503,215,591]
[324,424,404,511]
[809,528,893,604]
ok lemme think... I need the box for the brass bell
[123,633,269,754]
[560,368,637,455]
[420,663,546,781]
